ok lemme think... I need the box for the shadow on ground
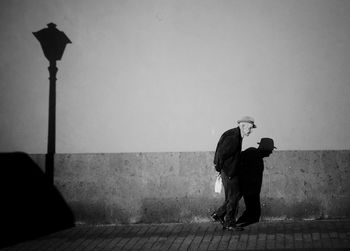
[0,152,75,248]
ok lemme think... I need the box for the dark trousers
[215,172,242,224]
[237,193,261,225]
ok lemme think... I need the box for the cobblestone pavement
[2,220,350,250]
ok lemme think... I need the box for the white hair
[238,122,253,129]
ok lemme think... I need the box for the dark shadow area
[0,152,75,248]
[236,138,276,228]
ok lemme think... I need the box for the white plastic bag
[214,174,222,193]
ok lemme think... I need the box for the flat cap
[237,116,256,128]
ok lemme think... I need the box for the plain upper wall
[1,0,350,153]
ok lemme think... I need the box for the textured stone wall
[261,151,350,220]
[30,151,350,224]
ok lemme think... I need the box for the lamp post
[33,23,71,184]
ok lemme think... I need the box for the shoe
[222,221,233,230]
[234,226,244,231]
[210,213,224,225]
[222,222,244,231]
[235,222,247,227]
[236,220,258,227]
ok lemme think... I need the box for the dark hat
[257,138,276,151]
[237,116,256,128]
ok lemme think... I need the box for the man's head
[257,138,276,157]
[238,116,256,137]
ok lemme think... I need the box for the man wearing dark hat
[236,138,276,227]
[211,116,256,230]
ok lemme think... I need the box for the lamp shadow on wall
[0,152,75,248]
[33,23,72,185]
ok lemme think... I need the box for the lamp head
[33,23,71,62]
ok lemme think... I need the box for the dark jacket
[238,147,264,195]
[214,127,242,178]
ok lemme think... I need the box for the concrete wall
[2,1,350,226]
[31,150,350,224]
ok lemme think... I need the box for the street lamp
[33,23,71,184]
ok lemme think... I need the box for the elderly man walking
[211,116,256,230]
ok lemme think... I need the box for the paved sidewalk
[2,219,350,250]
